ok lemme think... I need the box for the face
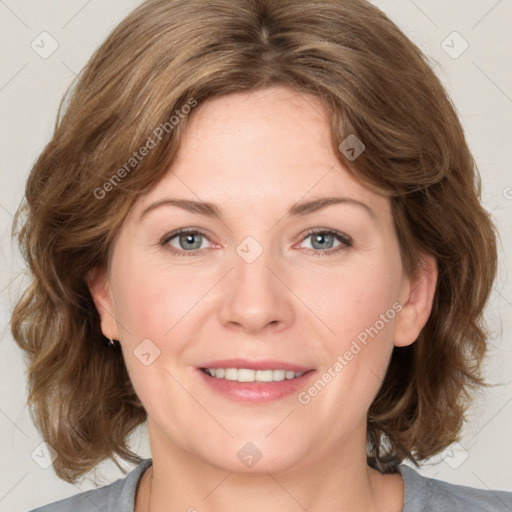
[89,85,435,474]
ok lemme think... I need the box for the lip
[196,359,316,403]
[198,358,312,372]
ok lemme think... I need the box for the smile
[201,368,305,382]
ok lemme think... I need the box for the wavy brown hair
[11,0,497,482]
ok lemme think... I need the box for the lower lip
[197,368,316,403]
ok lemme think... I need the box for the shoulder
[399,464,512,512]
[27,458,153,512]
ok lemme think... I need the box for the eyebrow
[138,196,377,223]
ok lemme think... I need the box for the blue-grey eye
[162,230,208,252]
[309,232,336,250]
[176,232,204,250]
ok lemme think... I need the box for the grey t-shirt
[28,458,512,511]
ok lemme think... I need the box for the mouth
[200,367,307,382]
[196,359,316,403]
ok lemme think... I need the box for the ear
[394,253,438,347]
[86,266,120,341]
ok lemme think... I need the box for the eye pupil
[180,232,202,250]
[312,232,333,250]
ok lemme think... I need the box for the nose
[217,245,295,334]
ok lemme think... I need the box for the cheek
[305,255,402,403]
[113,274,163,337]
[339,278,398,340]
[304,257,401,342]
[110,249,178,333]
[110,260,196,420]
[110,253,213,362]
[296,268,401,422]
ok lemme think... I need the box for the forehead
[132,85,389,221]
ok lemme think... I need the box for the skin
[88,85,437,512]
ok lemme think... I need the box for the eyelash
[159,228,353,258]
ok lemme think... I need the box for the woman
[11,0,512,510]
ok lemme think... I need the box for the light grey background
[1,1,511,510]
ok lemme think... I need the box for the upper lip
[198,359,313,372]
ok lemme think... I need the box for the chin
[195,434,309,475]
[209,449,302,475]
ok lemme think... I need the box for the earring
[108,338,115,346]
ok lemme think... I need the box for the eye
[159,227,353,257]
[160,228,212,256]
[297,229,353,256]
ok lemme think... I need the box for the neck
[136,422,404,512]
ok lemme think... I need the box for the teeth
[203,368,305,382]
